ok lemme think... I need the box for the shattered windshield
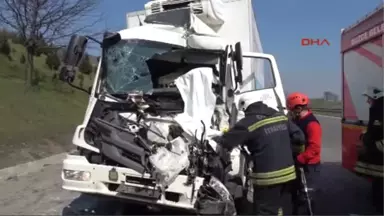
[102,39,177,94]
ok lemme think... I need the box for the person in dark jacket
[215,98,305,216]
[286,92,322,215]
[355,87,383,214]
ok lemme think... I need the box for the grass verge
[0,41,92,169]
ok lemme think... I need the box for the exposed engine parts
[89,103,223,184]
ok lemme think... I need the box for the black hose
[200,120,206,144]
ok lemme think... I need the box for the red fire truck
[341,3,383,212]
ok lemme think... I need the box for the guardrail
[311,108,342,117]
[311,108,342,113]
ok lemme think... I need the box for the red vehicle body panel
[341,4,383,172]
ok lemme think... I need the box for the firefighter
[214,98,305,216]
[286,92,322,215]
[354,86,383,214]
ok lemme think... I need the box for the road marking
[0,152,67,181]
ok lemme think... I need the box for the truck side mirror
[59,66,75,83]
[59,34,88,83]
[58,34,92,95]
[63,34,88,67]
[234,42,243,85]
[58,66,90,95]
[102,32,121,48]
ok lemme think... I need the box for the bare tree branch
[0,0,102,87]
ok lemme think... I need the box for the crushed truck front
[63,8,246,212]
[61,0,287,214]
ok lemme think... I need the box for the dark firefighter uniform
[354,96,383,214]
[216,101,305,215]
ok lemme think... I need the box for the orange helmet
[286,92,310,110]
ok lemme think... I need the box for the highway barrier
[311,108,342,117]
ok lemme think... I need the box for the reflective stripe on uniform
[278,207,283,216]
[373,120,382,126]
[375,140,384,153]
[248,116,288,132]
[354,161,383,177]
[250,165,296,186]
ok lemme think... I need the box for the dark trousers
[253,183,285,215]
[372,177,383,214]
[291,164,321,215]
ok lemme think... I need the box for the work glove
[221,126,229,133]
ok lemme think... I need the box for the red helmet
[286,92,310,110]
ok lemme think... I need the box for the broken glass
[102,39,176,94]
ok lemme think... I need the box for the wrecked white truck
[59,0,287,214]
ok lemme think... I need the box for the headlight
[63,169,91,181]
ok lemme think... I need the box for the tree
[79,54,93,75]
[34,34,48,57]
[20,54,26,64]
[46,52,60,70]
[0,39,11,57]
[0,0,101,88]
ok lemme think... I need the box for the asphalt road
[0,115,379,215]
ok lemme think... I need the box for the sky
[92,0,383,98]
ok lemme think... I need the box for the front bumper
[61,154,204,210]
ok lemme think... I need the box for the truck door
[233,52,287,116]
[227,52,287,188]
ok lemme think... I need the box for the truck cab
[59,0,287,214]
